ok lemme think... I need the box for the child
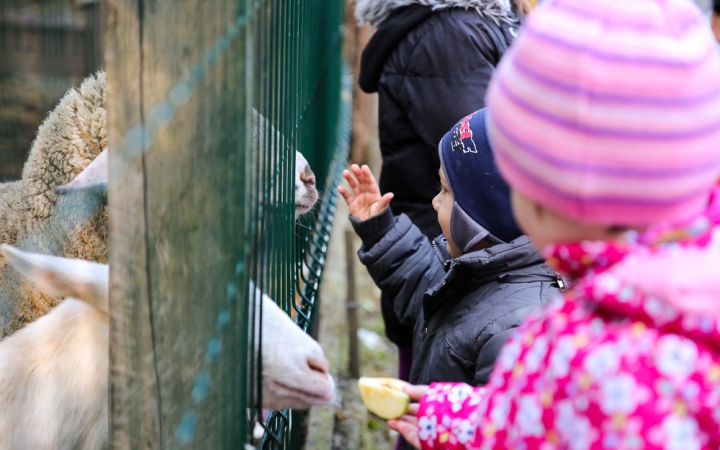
[338,108,562,390]
[355,0,528,387]
[386,0,720,448]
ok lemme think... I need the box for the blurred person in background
[354,0,531,393]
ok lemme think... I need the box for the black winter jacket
[351,210,561,386]
[359,5,519,239]
[358,3,519,346]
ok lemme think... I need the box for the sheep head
[53,147,317,218]
[295,152,317,218]
[16,71,108,267]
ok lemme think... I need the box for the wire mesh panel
[106,0,347,448]
[243,0,347,447]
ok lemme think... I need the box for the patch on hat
[450,112,478,154]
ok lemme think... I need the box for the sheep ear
[54,149,108,196]
[0,245,108,312]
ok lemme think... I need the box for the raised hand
[337,164,394,221]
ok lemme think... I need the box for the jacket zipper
[555,272,567,291]
[431,240,445,266]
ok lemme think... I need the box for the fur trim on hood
[355,0,516,27]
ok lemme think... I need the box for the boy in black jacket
[355,0,526,371]
[339,109,562,388]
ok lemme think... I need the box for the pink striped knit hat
[486,0,720,226]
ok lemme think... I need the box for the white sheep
[0,243,334,449]
[0,72,108,335]
[0,71,318,338]
[50,113,325,408]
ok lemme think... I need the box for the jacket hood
[546,188,720,352]
[455,235,552,283]
[582,242,720,354]
[425,234,556,320]
[432,235,553,290]
[355,0,517,27]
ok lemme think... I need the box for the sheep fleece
[0,72,108,337]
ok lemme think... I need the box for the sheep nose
[306,354,329,376]
[300,166,316,186]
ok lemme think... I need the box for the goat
[0,243,333,449]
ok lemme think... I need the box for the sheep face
[55,148,317,219]
[295,151,318,218]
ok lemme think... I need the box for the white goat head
[0,244,109,450]
[54,148,318,219]
[0,244,333,449]
[252,283,334,409]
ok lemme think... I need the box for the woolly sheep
[0,244,334,450]
[0,72,108,336]
[0,71,317,337]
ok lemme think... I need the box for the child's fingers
[361,164,377,183]
[362,165,384,195]
[337,186,354,205]
[378,192,394,211]
[353,164,371,187]
[403,384,430,401]
[342,169,360,191]
[360,165,375,188]
[387,417,420,449]
[351,164,373,190]
[350,164,364,181]
[406,403,419,417]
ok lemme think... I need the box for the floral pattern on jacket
[417,190,720,450]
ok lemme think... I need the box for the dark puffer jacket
[357,1,520,346]
[352,210,561,386]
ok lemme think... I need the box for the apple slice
[358,377,411,419]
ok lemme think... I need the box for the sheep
[0,244,334,450]
[0,72,108,336]
[0,70,317,338]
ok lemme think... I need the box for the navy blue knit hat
[439,108,523,252]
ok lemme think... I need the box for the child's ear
[533,200,544,220]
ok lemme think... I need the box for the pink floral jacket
[417,192,720,450]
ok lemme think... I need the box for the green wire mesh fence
[1,0,348,447]
[243,0,348,446]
